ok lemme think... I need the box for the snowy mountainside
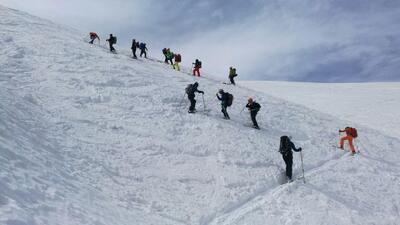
[1,5,400,225]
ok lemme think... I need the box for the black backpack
[279,136,291,155]
[185,84,193,94]
[226,93,233,106]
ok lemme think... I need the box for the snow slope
[1,5,400,225]
[241,81,400,138]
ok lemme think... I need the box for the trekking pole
[239,106,246,114]
[178,92,186,109]
[300,150,306,183]
[202,94,206,111]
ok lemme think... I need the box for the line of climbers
[89,32,359,182]
[89,32,238,85]
[89,32,148,58]
[185,82,260,130]
[185,81,358,181]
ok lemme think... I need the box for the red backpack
[175,54,181,62]
[349,127,358,138]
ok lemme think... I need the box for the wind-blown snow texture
[1,6,400,225]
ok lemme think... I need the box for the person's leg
[176,63,180,71]
[230,77,235,85]
[283,154,293,179]
[221,104,226,118]
[339,136,349,149]
[189,97,196,111]
[348,136,356,153]
[251,111,259,128]
[194,68,200,76]
[89,39,94,44]
[223,104,230,119]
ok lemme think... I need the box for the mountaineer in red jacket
[89,32,100,44]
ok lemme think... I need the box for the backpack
[226,93,233,106]
[279,136,291,155]
[185,84,193,94]
[175,54,181,62]
[349,127,358,138]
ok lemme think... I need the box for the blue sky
[2,0,400,82]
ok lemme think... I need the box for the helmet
[218,89,224,94]
[248,97,253,103]
[194,82,199,86]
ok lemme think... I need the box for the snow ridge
[1,5,400,225]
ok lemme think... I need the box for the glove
[298,147,302,151]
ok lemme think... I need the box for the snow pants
[193,67,200,76]
[282,153,293,179]
[229,77,235,85]
[221,103,230,119]
[250,111,259,128]
[140,50,147,58]
[109,43,115,52]
[132,49,137,58]
[173,62,180,71]
[188,95,196,111]
[340,135,356,153]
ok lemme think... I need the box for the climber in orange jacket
[339,127,358,154]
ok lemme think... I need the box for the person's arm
[197,89,204,94]
[216,94,222,100]
[290,141,302,152]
